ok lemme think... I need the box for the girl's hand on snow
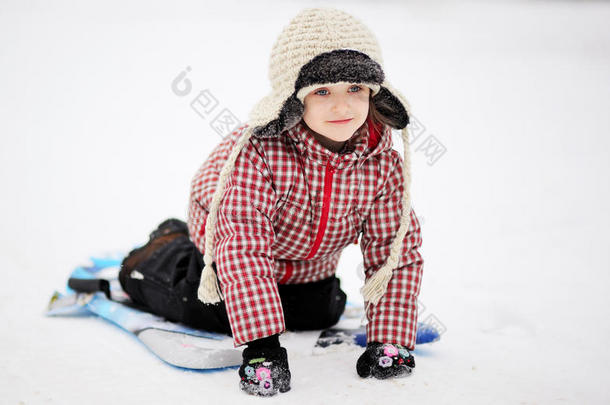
[239,346,291,396]
[356,342,415,379]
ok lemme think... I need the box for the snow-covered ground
[1,0,609,403]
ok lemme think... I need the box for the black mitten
[239,345,291,396]
[356,342,415,379]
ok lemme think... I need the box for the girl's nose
[331,95,351,113]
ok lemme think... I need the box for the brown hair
[368,92,402,129]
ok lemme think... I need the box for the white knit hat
[198,7,414,308]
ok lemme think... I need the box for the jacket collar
[284,118,393,170]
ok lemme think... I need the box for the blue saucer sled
[46,254,440,371]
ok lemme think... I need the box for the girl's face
[302,83,370,143]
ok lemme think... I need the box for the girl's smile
[327,118,353,124]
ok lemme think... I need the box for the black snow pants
[118,218,347,337]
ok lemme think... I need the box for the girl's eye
[313,85,362,96]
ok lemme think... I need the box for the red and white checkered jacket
[187,118,423,349]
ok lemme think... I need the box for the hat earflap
[251,94,304,139]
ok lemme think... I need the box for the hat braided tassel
[198,260,223,304]
[197,126,255,304]
[361,126,412,306]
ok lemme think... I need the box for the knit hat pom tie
[197,259,223,304]
[360,126,412,306]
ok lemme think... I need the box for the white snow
[1,0,609,403]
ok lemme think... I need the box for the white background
[1,0,609,403]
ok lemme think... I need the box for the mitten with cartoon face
[356,342,415,379]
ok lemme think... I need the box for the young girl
[121,7,423,397]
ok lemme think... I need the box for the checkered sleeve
[212,141,285,347]
[360,152,424,350]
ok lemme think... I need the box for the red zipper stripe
[305,161,335,260]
